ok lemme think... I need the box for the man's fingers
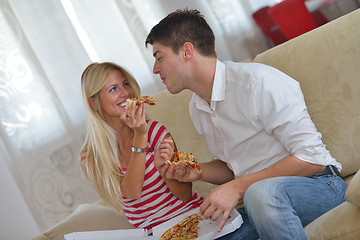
[210,209,222,221]
[165,164,176,179]
[158,163,169,175]
[217,211,230,232]
[199,200,213,219]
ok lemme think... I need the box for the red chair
[268,0,319,40]
[311,10,329,26]
[252,6,288,45]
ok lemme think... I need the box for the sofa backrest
[147,89,215,196]
[254,9,360,177]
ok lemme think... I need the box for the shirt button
[212,113,216,118]
[221,139,225,143]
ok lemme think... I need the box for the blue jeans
[217,174,346,240]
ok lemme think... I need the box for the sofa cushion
[304,201,360,239]
[345,170,360,207]
[253,9,360,178]
[43,202,133,240]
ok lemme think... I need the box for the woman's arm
[119,132,148,199]
[154,133,193,202]
[119,103,148,199]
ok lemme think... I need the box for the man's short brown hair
[145,8,216,57]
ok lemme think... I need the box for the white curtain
[0,0,270,232]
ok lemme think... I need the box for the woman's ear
[88,97,95,109]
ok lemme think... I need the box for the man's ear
[182,42,194,60]
[88,97,95,109]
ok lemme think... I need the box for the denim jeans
[217,174,346,240]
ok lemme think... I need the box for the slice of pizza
[121,96,156,107]
[161,213,202,240]
[121,96,156,115]
[165,152,201,174]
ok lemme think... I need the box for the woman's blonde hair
[79,62,140,211]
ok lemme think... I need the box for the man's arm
[199,159,235,184]
[159,159,234,184]
[201,155,325,232]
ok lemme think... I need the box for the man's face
[152,43,187,94]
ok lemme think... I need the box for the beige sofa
[33,9,360,240]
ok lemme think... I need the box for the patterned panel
[0,2,98,231]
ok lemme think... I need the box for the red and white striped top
[122,120,203,229]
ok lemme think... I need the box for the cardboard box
[64,208,243,240]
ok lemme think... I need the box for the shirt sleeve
[253,67,331,166]
[147,120,169,151]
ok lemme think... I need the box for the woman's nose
[118,86,129,97]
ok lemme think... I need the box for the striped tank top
[122,120,203,229]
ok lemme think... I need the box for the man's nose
[153,62,159,74]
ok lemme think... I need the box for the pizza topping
[121,96,155,115]
[121,96,156,107]
[166,152,201,174]
[161,213,202,240]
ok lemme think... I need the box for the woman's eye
[123,81,129,87]
[109,87,116,93]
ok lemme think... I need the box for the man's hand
[158,162,201,183]
[200,179,242,232]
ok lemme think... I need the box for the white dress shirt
[189,60,341,178]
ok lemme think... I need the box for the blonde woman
[79,62,203,229]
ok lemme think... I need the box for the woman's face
[98,70,134,122]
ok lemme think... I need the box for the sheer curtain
[0,0,271,232]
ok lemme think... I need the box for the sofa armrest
[345,169,360,207]
[304,201,360,240]
[31,233,48,240]
[32,201,133,240]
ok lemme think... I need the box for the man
[145,9,346,240]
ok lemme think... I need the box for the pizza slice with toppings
[121,96,156,107]
[165,152,201,174]
[161,213,202,240]
[121,96,156,114]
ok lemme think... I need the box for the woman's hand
[154,135,193,202]
[120,102,147,135]
[154,136,175,171]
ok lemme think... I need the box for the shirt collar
[193,59,226,112]
[211,59,226,103]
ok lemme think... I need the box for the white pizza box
[64,229,152,240]
[152,207,243,239]
[64,207,243,240]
